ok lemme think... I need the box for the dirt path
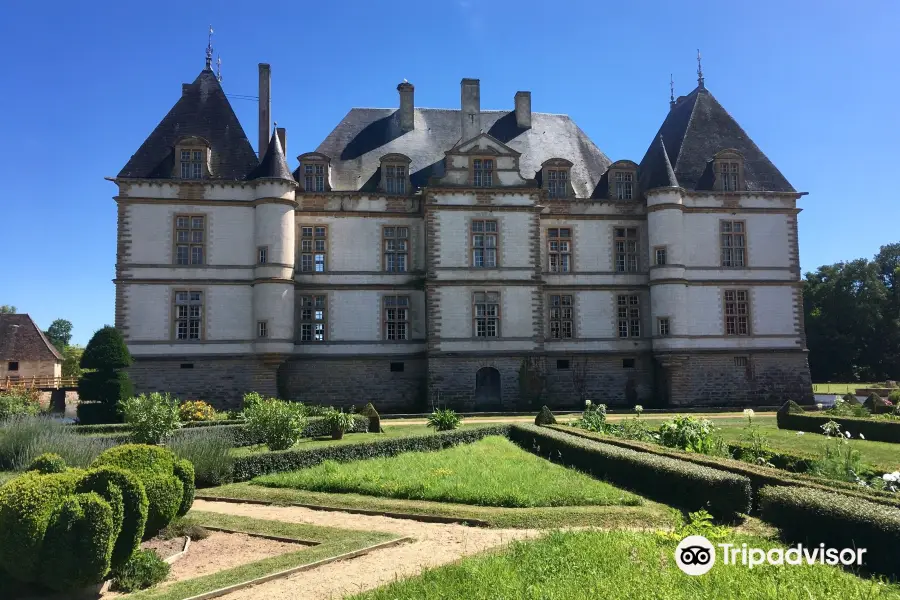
[192,499,541,600]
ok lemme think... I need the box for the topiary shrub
[81,326,133,370]
[111,548,170,592]
[27,452,67,474]
[890,389,900,405]
[361,403,382,433]
[864,393,893,414]
[842,392,861,406]
[77,401,119,425]
[91,444,194,536]
[534,405,557,426]
[78,327,134,424]
[777,400,805,415]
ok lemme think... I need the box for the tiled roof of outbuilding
[0,314,63,362]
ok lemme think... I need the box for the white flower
[634,404,644,414]
[816,403,824,410]
[743,408,755,418]
[585,399,592,407]
[883,472,900,483]
[796,431,805,436]
[860,433,866,440]
[845,431,852,438]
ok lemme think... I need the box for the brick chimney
[460,78,481,142]
[515,91,531,129]
[397,81,414,132]
[258,63,271,159]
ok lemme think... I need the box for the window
[257,321,268,339]
[547,228,572,272]
[724,289,750,336]
[720,221,746,267]
[299,295,327,341]
[734,356,749,367]
[473,291,500,337]
[174,215,205,265]
[622,358,635,369]
[547,169,569,198]
[257,246,268,265]
[303,163,326,192]
[472,220,498,267]
[180,363,194,369]
[614,227,638,272]
[383,226,409,272]
[174,291,203,340]
[300,226,327,272]
[549,294,574,339]
[719,161,741,191]
[655,246,667,266]
[658,317,670,337]
[180,149,204,179]
[617,294,641,338]
[614,171,634,200]
[390,362,405,372]
[384,296,410,340]
[385,165,407,194]
[473,158,493,187]
[7,361,18,372]
[556,359,570,370]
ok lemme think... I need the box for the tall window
[658,317,670,337]
[655,247,667,266]
[614,227,638,272]
[547,228,572,272]
[473,159,493,187]
[383,226,409,272]
[473,291,500,337]
[719,162,740,191]
[257,246,268,265]
[549,294,573,339]
[724,290,750,336]
[303,163,326,192]
[720,221,746,267]
[472,220,498,267]
[384,296,410,340]
[614,171,633,200]
[385,165,407,194]
[174,215,205,265]
[257,321,268,339]
[174,291,203,340]
[617,294,640,338]
[547,169,568,198]
[299,295,327,341]
[180,149,203,179]
[300,226,327,272]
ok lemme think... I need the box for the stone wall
[428,355,525,411]
[544,353,655,409]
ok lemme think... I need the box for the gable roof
[118,69,259,180]
[638,87,795,193]
[0,314,63,362]
[248,130,294,182]
[311,108,611,198]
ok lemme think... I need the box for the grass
[252,436,641,508]
[123,511,397,600]
[813,383,883,394]
[351,530,900,600]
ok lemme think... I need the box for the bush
[0,416,115,471]
[168,427,235,487]
[573,401,606,432]
[657,415,723,454]
[864,393,893,414]
[76,401,119,425]
[77,371,133,423]
[304,414,368,438]
[842,392,862,406]
[890,390,900,405]
[0,387,40,421]
[80,326,133,370]
[244,397,307,451]
[92,444,194,535]
[111,548,170,592]
[324,409,356,438]
[777,404,900,443]
[119,392,182,444]
[427,409,462,431]
[508,425,751,520]
[759,485,900,576]
[361,402,382,433]
[233,425,510,481]
[27,452,67,474]
[535,406,557,426]
[179,400,217,422]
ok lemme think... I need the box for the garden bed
[777,409,900,444]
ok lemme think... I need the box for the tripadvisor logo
[675,535,867,576]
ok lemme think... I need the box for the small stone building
[0,314,63,382]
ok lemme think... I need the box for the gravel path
[192,499,540,600]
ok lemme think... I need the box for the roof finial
[669,73,675,110]
[216,55,222,82]
[696,49,705,89]
[205,25,214,69]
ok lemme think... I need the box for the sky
[0,1,897,345]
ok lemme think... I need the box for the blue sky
[0,1,896,345]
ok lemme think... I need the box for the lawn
[351,530,900,600]
[813,383,879,394]
[251,436,642,508]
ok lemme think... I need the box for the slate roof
[118,69,259,180]
[0,314,63,362]
[638,86,795,193]
[311,108,611,198]
[248,130,294,182]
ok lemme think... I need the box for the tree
[62,345,84,380]
[0,305,15,314]
[77,326,133,424]
[44,319,73,351]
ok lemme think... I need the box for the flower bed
[776,402,900,443]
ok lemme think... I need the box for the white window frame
[384,295,410,340]
[617,294,641,338]
[473,291,500,337]
[547,228,572,272]
[174,290,203,341]
[383,226,409,273]
[299,295,327,342]
[471,220,498,268]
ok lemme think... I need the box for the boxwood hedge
[509,425,751,520]
[232,425,511,481]
[776,404,900,443]
[759,485,900,576]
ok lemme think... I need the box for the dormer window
[174,137,210,180]
[606,160,640,201]
[180,150,204,179]
[379,154,412,195]
[719,162,740,191]
[298,153,332,193]
[540,158,573,198]
[713,150,744,192]
[473,158,493,187]
[615,172,633,200]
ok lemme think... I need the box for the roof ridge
[671,88,701,173]
[29,316,63,361]
[348,107,570,117]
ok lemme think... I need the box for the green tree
[62,345,85,380]
[77,326,133,423]
[0,305,15,314]
[44,319,73,351]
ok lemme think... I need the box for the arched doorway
[475,367,501,408]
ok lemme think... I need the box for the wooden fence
[1,376,78,391]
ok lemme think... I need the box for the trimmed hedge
[535,406,557,426]
[760,485,900,576]
[233,425,511,481]
[777,407,900,443]
[73,419,246,434]
[27,453,67,474]
[77,401,121,425]
[509,425,751,520]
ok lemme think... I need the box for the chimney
[276,127,286,156]
[460,78,481,142]
[514,91,531,128]
[182,83,190,96]
[397,81,415,132]
[258,63,271,159]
